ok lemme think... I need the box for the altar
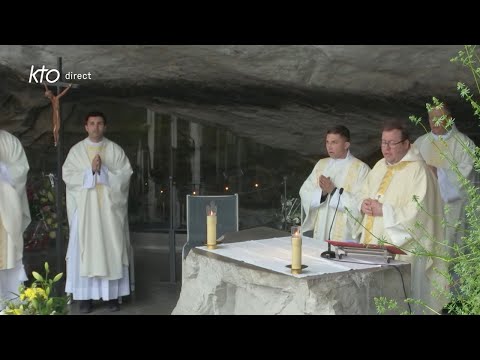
[172,228,411,315]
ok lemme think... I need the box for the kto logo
[28,65,60,84]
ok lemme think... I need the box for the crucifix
[39,57,79,276]
[43,82,72,147]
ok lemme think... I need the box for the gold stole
[363,161,410,244]
[86,144,106,208]
[330,160,361,240]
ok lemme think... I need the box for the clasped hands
[92,154,102,174]
[361,198,383,216]
[319,175,335,195]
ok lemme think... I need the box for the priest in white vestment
[300,125,370,243]
[414,105,476,261]
[356,119,448,314]
[0,130,31,309]
[63,111,133,313]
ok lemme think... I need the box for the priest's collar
[430,125,456,141]
[385,145,422,166]
[329,150,351,163]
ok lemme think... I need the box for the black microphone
[321,187,344,259]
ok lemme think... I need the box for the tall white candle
[291,233,302,270]
[207,211,217,246]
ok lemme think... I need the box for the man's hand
[369,199,383,216]
[319,175,335,194]
[362,198,383,216]
[92,154,102,174]
[361,199,372,216]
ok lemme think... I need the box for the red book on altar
[326,240,407,255]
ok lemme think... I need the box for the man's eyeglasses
[380,139,406,148]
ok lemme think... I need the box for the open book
[326,240,407,255]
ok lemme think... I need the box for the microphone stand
[321,188,344,259]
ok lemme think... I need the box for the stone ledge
[172,249,410,315]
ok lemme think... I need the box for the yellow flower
[22,287,46,301]
[34,288,48,300]
[2,262,69,315]
[23,288,37,301]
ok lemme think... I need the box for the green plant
[407,45,480,314]
[445,46,480,314]
[0,262,69,315]
[342,46,480,315]
[24,173,68,252]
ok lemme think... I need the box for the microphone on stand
[321,187,344,259]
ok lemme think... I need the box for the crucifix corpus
[43,81,76,147]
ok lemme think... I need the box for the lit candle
[291,226,302,273]
[206,201,217,249]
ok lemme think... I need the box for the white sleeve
[83,168,96,189]
[437,168,461,203]
[328,189,343,210]
[382,203,411,248]
[96,165,109,186]
[309,188,324,208]
[0,161,13,186]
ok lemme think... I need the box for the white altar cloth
[198,236,401,278]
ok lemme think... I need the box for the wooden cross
[42,80,79,146]
[35,57,80,276]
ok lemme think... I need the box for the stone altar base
[172,235,411,315]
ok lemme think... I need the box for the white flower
[279,196,301,226]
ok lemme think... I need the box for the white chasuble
[415,126,477,257]
[300,152,370,241]
[356,146,448,313]
[0,130,31,271]
[63,138,133,280]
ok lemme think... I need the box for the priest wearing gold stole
[414,104,476,260]
[356,119,448,314]
[300,125,370,242]
[0,130,31,308]
[63,111,133,313]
